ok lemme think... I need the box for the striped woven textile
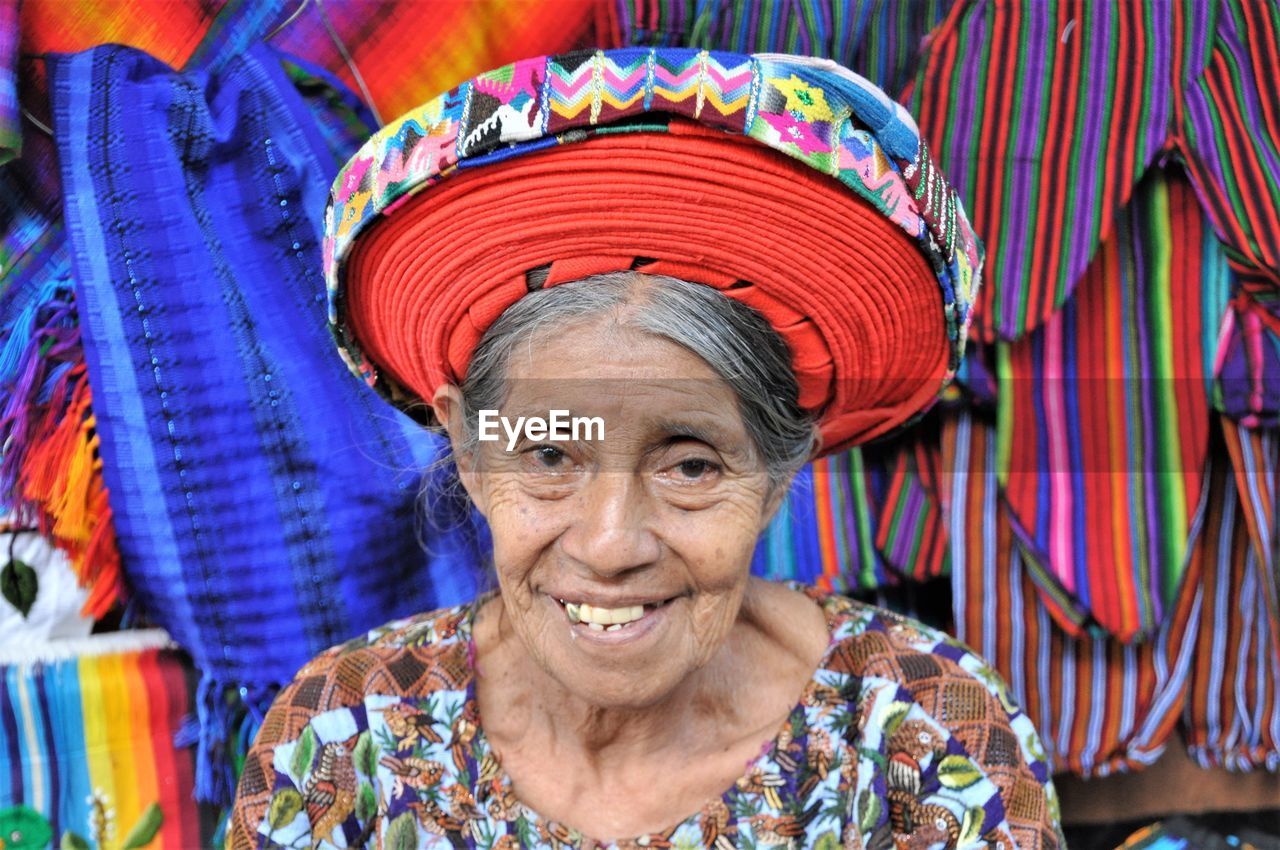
[1183,0,1280,430]
[755,448,885,592]
[945,408,1201,776]
[996,170,1225,641]
[613,0,955,99]
[910,0,1280,355]
[948,405,1280,776]
[755,415,949,593]
[1222,419,1279,614]
[1184,420,1280,771]
[870,414,950,583]
[0,633,205,849]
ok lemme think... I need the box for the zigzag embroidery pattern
[543,49,757,127]
[649,50,755,122]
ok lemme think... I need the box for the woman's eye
[529,445,568,469]
[674,458,718,480]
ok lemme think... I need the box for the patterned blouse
[228,586,1066,850]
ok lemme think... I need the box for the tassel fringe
[0,282,123,617]
[175,674,279,805]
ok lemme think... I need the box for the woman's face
[441,314,785,710]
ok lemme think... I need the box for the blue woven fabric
[48,42,483,702]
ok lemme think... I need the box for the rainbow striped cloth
[0,632,207,848]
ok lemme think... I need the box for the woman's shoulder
[280,597,480,712]
[322,596,477,657]
[240,597,479,787]
[812,586,1044,753]
[227,599,481,849]
[800,586,1064,849]
[805,586,1022,711]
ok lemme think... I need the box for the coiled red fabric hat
[324,49,982,454]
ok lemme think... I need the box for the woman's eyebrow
[651,419,731,446]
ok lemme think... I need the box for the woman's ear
[430,385,487,515]
[809,428,824,462]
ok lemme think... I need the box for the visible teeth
[573,603,644,627]
[606,624,623,632]
[588,622,604,631]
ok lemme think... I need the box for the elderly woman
[229,48,1064,850]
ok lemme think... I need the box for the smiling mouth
[554,597,678,632]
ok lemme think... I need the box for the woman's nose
[559,473,662,577]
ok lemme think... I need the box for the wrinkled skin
[432,307,830,839]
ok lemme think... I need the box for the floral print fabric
[228,586,1065,850]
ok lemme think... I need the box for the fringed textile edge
[175,674,281,806]
[0,280,123,617]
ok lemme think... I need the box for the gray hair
[450,270,817,491]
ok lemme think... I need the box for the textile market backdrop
[1,0,1278,841]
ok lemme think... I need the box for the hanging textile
[0,633,206,849]
[4,0,613,618]
[909,0,1280,350]
[871,412,950,583]
[944,408,1203,775]
[948,405,1280,775]
[1182,0,1280,429]
[1221,419,1280,633]
[996,169,1224,640]
[1182,422,1280,771]
[47,42,490,803]
[612,0,957,100]
[756,447,885,591]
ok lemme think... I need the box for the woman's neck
[472,577,831,775]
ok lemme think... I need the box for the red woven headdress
[324,50,982,454]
